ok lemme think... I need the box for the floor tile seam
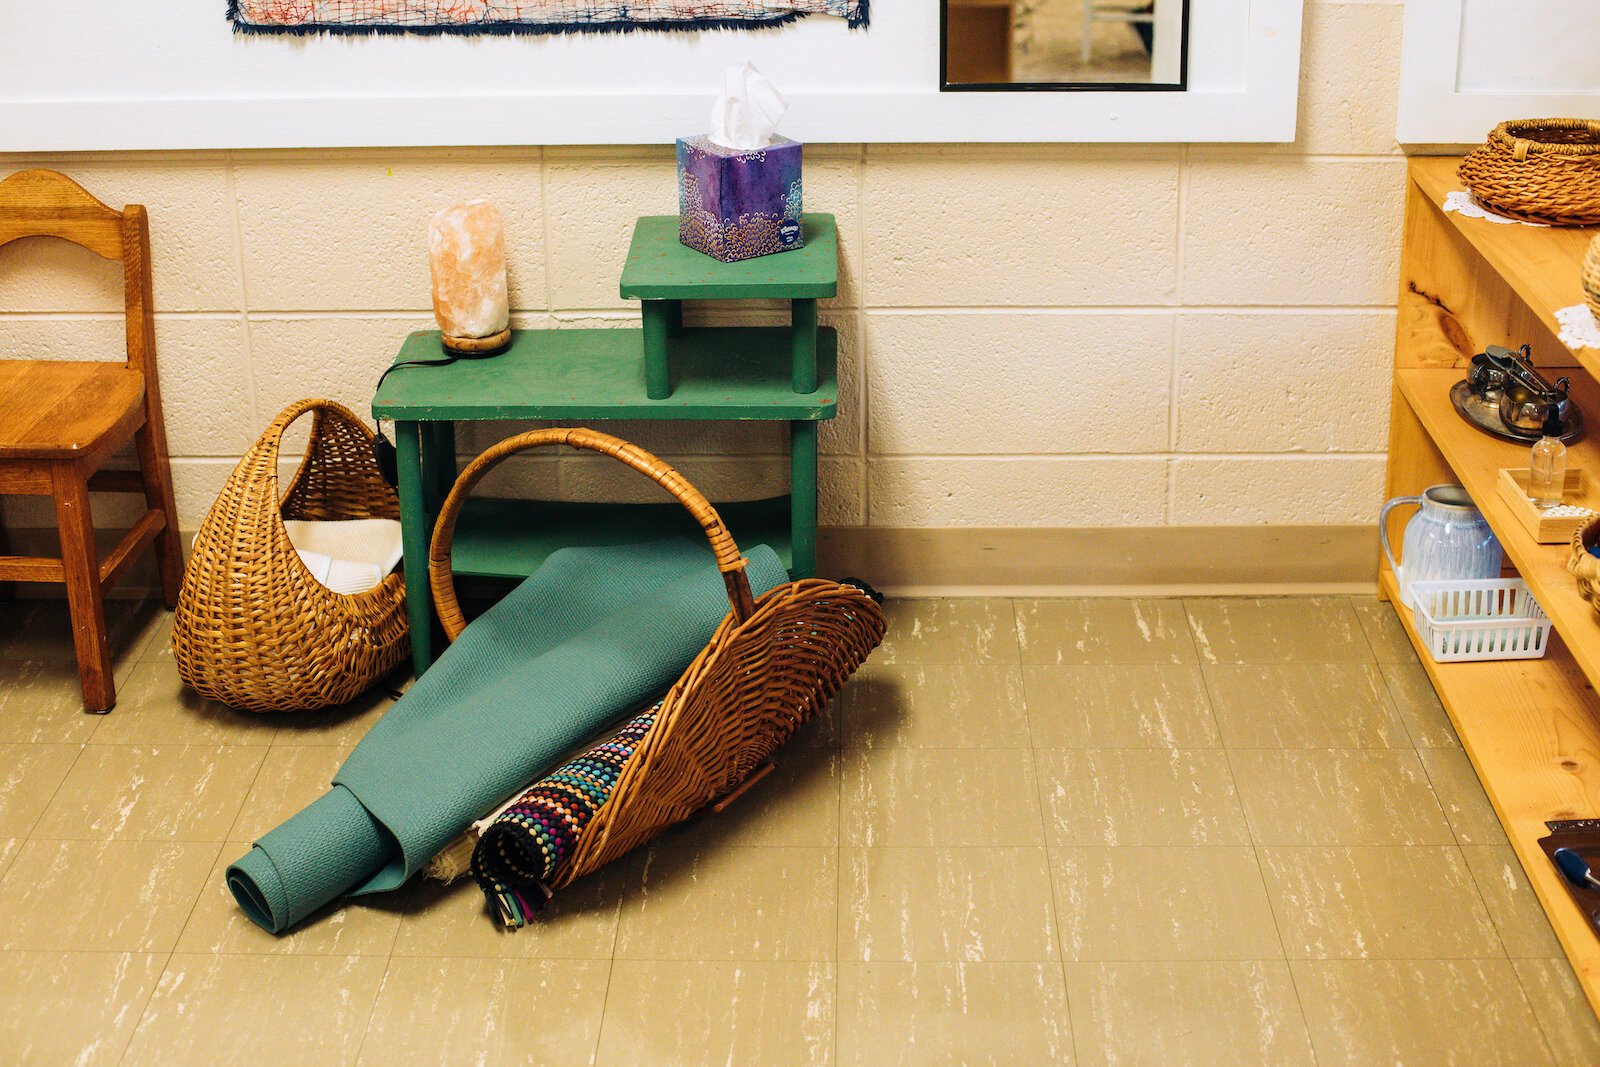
[1414,752,1487,855]
[1281,957,1329,1067]
[112,947,176,1067]
[842,743,1039,751]
[116,840,228,1067]
[1369,662,1467,749]
[17,833,249,844]
[1033,744,1430,753]
[349,953,399,1067]
[12,738,93,844]
[14,948,1539,965]
[1058,956,1092,1067]
[1024,747,1072,975]
[162,946,401,958]
[1008,615,1045,751]
[1455,846,1526,964]
[599,954,846,965]
[587,958,616,1067]
[206,743,273,871]
[69,739,277,749]
[1509,959,1585,1065]
[1348,593,1400,668]
[122,617,166,666]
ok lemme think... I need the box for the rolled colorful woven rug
[472,706,659,928]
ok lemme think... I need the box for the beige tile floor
[3,594,1600,1064]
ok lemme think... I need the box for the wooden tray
[1496,467,1596,543]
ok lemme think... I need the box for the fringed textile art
[228,0,868,35]
[471,705,659,929]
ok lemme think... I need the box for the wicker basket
[429,427,885,897]
[1458,119,1600,227]
[1570,515,1600,616]
[173,399,409,712]
[1584,234,1600,328]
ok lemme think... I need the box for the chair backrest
[0,169,156,378]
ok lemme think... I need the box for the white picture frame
[0,0,1303,149]
[1398,0,1600,144]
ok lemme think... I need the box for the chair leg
[133,422,183,608]
[0,506,14,602]
[52,460,115,712]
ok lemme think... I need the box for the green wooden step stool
[373,213,840,675]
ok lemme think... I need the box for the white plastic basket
[1408,578,1552,662]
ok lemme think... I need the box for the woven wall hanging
[227,0,867,35]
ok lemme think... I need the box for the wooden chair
[0,170,183,711]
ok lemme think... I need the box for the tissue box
[677,135,803,263]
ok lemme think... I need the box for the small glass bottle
[1529,407,1568,509]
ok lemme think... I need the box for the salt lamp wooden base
[442,328,511,357]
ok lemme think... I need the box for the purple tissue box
[676,135,803,263]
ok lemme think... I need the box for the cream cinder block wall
[0,2,1404,551]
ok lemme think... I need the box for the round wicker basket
[1458,118,1600,227]
[173,399,409,712]
[1584,234,1600,329]
[1568,515,1600,614]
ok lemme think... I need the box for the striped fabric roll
[471,706,660,928]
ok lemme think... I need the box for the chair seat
[0,360,146,459]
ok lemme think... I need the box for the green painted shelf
[373,326,837,421]
[620,214,838,300]
[451,495,794,579]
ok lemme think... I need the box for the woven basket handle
[429,427,757,643]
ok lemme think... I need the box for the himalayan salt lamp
[429,200,510,355]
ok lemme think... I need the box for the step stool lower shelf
[450,495,796,579]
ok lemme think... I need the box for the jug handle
[1379,495,1422,578]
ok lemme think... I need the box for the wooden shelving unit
[1386,157,1600,1014]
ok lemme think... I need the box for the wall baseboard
[5,523,1378,600]
[818,525,1378,597]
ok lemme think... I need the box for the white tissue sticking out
[1557,303,1600,351]
[708,61,788,151]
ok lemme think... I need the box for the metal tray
[1449,379,1583,443]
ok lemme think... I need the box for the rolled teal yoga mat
[228,537,788,934]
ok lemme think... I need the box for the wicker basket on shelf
[1568,515,1600,614]
[173,399,409,712]
[1458,119,1600,226]
[1584,234,1600,328]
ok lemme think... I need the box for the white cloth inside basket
[283,519,404,596]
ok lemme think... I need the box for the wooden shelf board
[1380,567,1600,1016]
[1409,157,1600,372]
[1397,366,1600,688]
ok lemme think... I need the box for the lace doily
[1557,304,1600,350]
[1442,190,1550,228]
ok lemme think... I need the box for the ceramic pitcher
[1380,484,1503,608]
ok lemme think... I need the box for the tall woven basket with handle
[429,427,885,895]
[173,399,409,712]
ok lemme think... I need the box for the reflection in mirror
[943,0,1188,90]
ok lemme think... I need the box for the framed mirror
[943,0,1190,90]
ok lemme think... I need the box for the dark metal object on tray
[1541,820,1600,939]
[1452,344,1583,442]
